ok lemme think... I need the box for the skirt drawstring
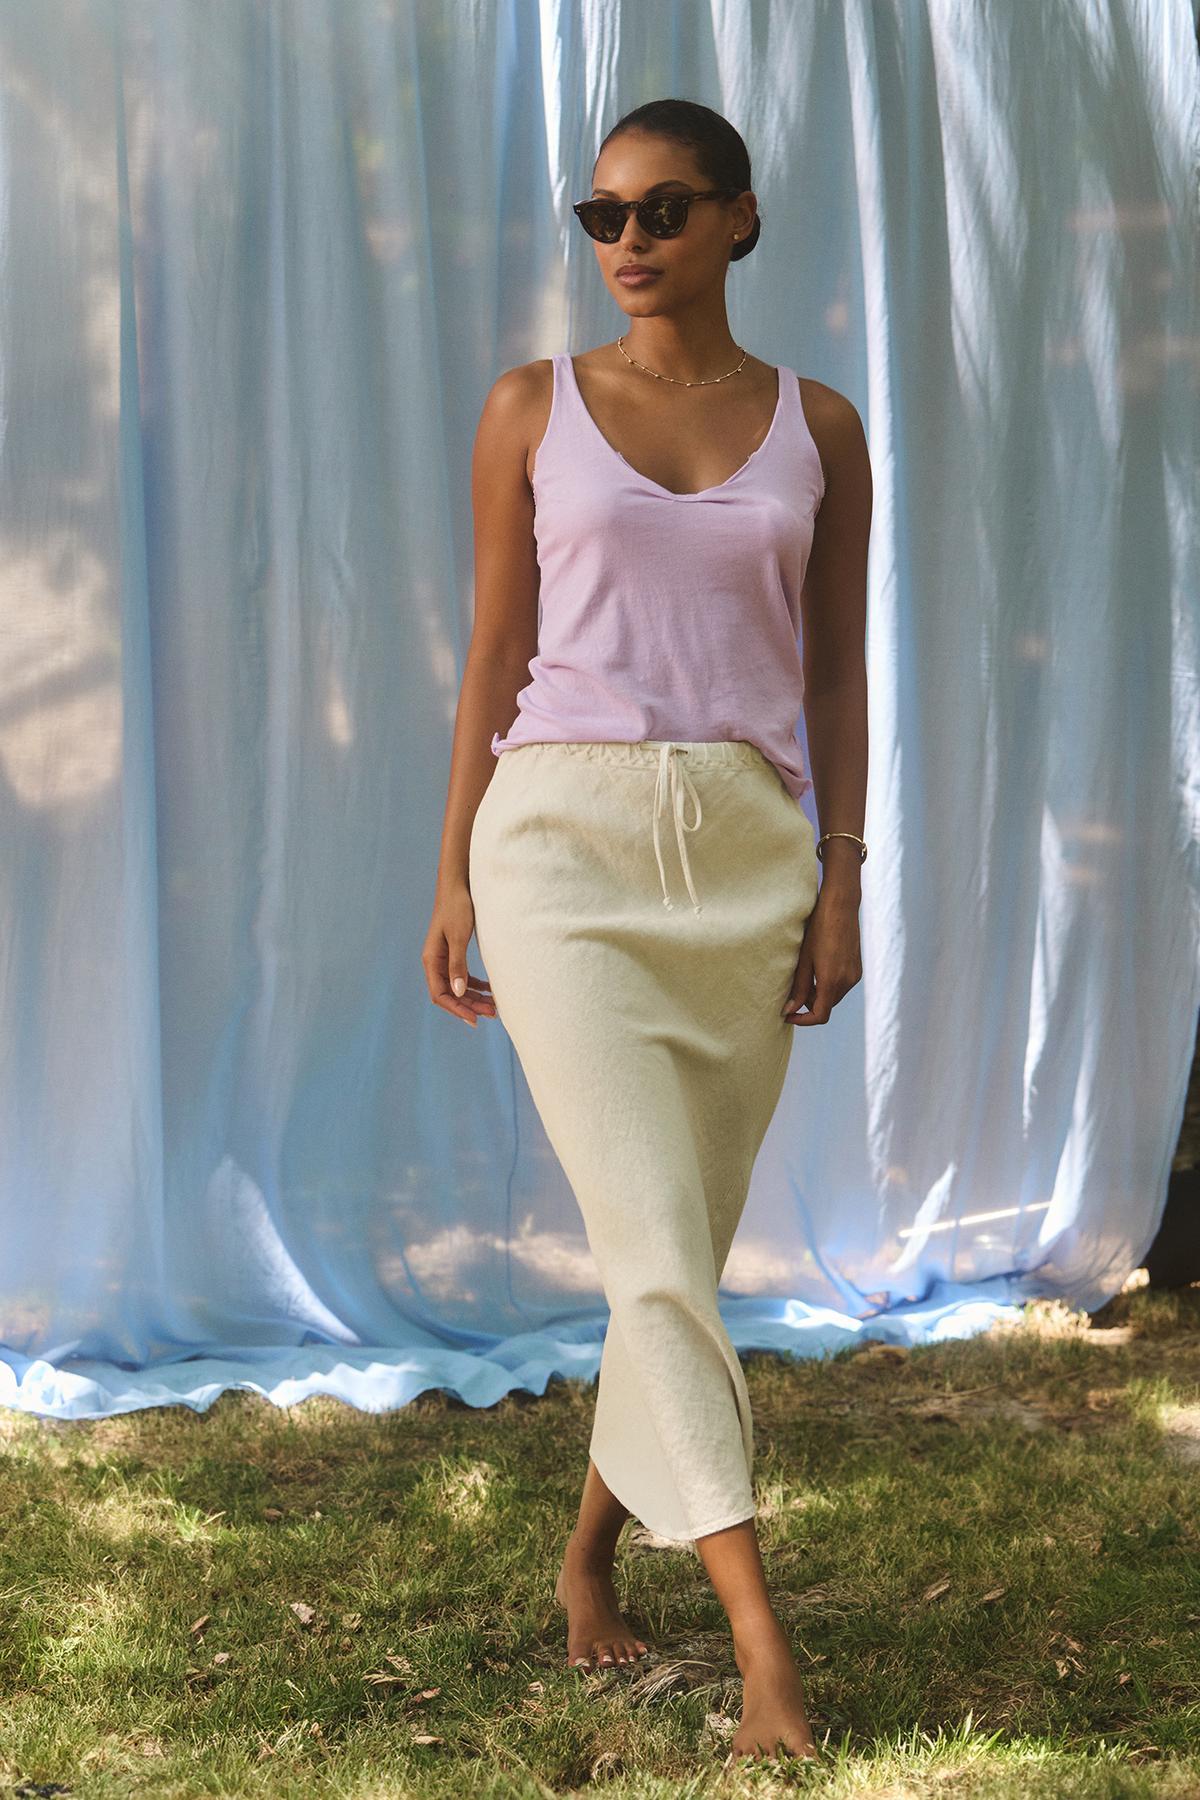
[652,742,704,914]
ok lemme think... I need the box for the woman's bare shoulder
[796,375,862,432]
[473,360,555,488]
[796,376,868,487]
[480,358,554,420]
[479,361,553,481]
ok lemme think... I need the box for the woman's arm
[424,362,545,1028]
[784,382,872,1026]
[799,381,872,902]
[435,363,544,895]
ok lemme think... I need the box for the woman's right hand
[422,881,497,1029]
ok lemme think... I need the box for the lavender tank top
[490,352,826,802]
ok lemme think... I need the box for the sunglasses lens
[577,202,623,242]
[639,196,687,236]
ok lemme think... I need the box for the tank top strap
[555,352,592,430]
[541,353,588,469]
[551,352,571,418]
[774,363,798,431]
[775,364,824,494]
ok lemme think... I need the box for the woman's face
[587,132,751,315]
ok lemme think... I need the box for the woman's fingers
[459,974,498,1022]
[782,957,814,1021]
[788,966,846,1025]
[443,966,496,1025]
[448,958,495,1024]
[423,926,496,1027]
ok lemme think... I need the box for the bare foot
[553,1532,651,1671]
[730,1628,820,1765]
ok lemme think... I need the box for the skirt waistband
[503,740,768,914]
[505,739,764,771]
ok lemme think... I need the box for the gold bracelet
[816,831,867,864]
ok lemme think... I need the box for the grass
[1,1278,1198,1797]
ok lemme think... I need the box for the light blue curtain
[1,0,1196,1421]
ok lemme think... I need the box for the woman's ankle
[564,1527,620,1572]
[732,1610,792,1669]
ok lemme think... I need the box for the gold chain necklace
[616,334,749,386]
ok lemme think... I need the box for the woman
[423,97,871,1767]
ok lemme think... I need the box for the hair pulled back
[595,98,761,261]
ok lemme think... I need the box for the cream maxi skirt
[468,739,820,1545]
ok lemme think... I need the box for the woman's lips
[616,269,661,287]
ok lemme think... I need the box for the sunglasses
[573,188,742,244]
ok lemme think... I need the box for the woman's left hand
[782,880,862,1026]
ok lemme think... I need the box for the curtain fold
[0,0,1196,1420]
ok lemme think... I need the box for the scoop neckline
[563,353,787,501]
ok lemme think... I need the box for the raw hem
[628,1499,759,1548]
[586,1432,755,1548]
[589,1436,758,1547]
[680,1503,759,1545]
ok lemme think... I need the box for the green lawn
[2,1279,1198,1798]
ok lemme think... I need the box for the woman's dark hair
[594,98,761,262]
